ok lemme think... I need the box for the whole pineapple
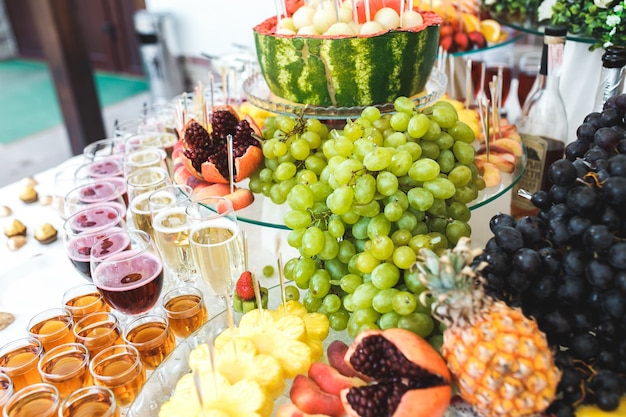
[414,237,561,417]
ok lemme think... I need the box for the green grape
[304,154,327,175]
[407,187,434,211]
[426,198,447,216]
[392,291,417,315]
[351,216,371,240]
[265,157,279,171]
[389,111,411,132]
[344,120,365,140]
[356,251,380,274]
[434,131,454,150]
[437,149,456,173]
[370,235,395,261]
[427,231,449,252]
[322,138,339,159]
[277,151,296,164]
[372,288,400,314]
[355,239,368,253]
[276,115,296,132]
[280,286,298,303]
[318,231,340,260]
[385,190,409,210]
[343,293,357,312]
[323,294,342,314]
[283,257,298,281]
[370,262,400,289]
[447,120,475,143]
[309,181,333,202]
[310,201,330,216]
[353,138,376,161]
[327,215,345,238]
[354,174,377,204]
[262,139,277,159]
[411,221,429,236]
[287,184,314,211]
[248,176,264,194]
[427,216,448,234]
[383,201,404,222]
[353,200,381,218]
[301,130,322,149]
[273,140,288,157]
[445,220,471,245]
[269,184,287,204]
[290,138,311,160]
[454,185,479,204]
[340,273,363,294]
[403,269,428,294]
[274,161,297,181]
[303,291,323,312]
[347,316,361,338]
[473,176,486,191]
[409,234,432,252]
[448,165,472,188]
[334,136,355,157]
[363,127,384,146]
[337,240,357,264]
[305,118,323,134]
[334,158,364,186]
[297,169,318,185]
[452,141,475,165]
[372,115,391,132]
[421,120,441,141]
[398,312,434,338]
[376,171,399,196]
[309,269,331,298]
[341,209,360,225]
[329,309,350,331]
[448,201,471,222]
[429,335,444,351]
[391,229,412,246]
[420,141,440,159]
[262,265,275,277]
[393,96,416,114]
[324,258,349,281]
[430,105,458,128]
[424,177,456,200]
[407,113,430,139]
[363,147,393,171]
[383,131,407,148]
[361,106,381,122]
[286,224,309,246]
[259,167,274,183]
[392,245,417,270]
[277,179,298,202]
[388,150,413,177]
[353,307,381,327]
[408,158,440,182]
[397,141,422,160]
[326,185,354,215]
[300,226,325,257]
[367,213,391,240]
[293,256,316,288]
[327,154,347,172]
[395,211,419,231]
[378,311,400,329]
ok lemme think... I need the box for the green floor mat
[0,59,148,145]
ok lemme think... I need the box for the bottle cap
[602,47,626,69]
[544,25,567,37]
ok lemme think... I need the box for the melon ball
[313,8,338,34]
[338,6,353,23]
[359,20,385,35]
[324,22,356,36]
[297,25,321,36]
[401,10,424,28]
[292,5,315,29]
[375,7,400,29]
[277,17,296,32]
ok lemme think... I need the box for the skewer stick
[448,54,455,98]
[478,98,490,161]
[464,58,472,109]
[227,134,235,194]
[365,0,371,22]
[251,268,264,317]
[275,235,287,311]
[351,0,358,25]
[400,0,405,27]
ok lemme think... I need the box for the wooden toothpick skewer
[464,58,472,109]
[227,134,235,194]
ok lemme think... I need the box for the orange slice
[479,19,502,43]
[461,13,480,33]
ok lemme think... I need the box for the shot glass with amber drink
[37,343,91,399]
[0,373,14,415]
[2,383,60,417]
[63,283,111,324]
[27,308,75,352]
[0,337,43,391]
[162,286,209,339]
[58,386,119,417]
[88,344,146,409]
[73,312,123,357]
[123,314,176,370]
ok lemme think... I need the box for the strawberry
[235,271,255,301]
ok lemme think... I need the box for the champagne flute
[149,185,197,286]
[89,229,164,321]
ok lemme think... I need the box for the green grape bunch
[248,97,485,344]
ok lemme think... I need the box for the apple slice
[474,159,502,187]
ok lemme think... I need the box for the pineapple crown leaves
[412,237,490,327]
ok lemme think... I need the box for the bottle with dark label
[511,26,568,219]
[593,47,626,112]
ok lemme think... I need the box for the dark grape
[538,246,561,274]
[602,292,625,318]
[481,250,511,276]
[567,215,591,238]
[556,275,587,305]
[576,122,597,143]
[489,212,516,233]
[512,248,542,275]
[549,185,569,204]
[566,186,598,215]
[549,159,578,186]
[515,216,546,246]
[584,146,610,166]
[609,242,626,269]
[583,224,614,253]
[569,332,600,360]
[572,158,591,177]
[608,154,626,177]
[585,258,614,289]
[493,226,524,253]
[565,140,589,160]
[594,126,621,150]
[602,176,626,205]
[584,112,602,128]
[600,107,622,127]
[530,190,551,210]
[562,248,589,275]
[615,94,626,112]
[546,400,575,417]
[529,276,555,300]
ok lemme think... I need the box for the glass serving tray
[126,286,477,417]
[243,68,448,119]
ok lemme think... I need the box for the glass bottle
[510,26,568,219]
[593,47,626,112]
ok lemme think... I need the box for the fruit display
[415,238,561,417]
[474,94,626,416]
[252,2,441,107]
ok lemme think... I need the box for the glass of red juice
[63,205,125,281]
[64,180,127,219]
[90,229,164,318]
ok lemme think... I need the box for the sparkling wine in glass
[90,229,164,318]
